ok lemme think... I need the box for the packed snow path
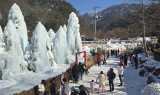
[69,55,147,95]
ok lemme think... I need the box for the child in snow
[90,80,96,93]
[71,86,78,95]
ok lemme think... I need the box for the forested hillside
[100,3,160,37]
[0,0,93,38]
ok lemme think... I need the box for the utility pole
[93,6,99,41]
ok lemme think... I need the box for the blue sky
[65,0,125,15]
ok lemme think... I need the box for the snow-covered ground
[69,55,147,95]
[0,64,70,95]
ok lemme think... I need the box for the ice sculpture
[2,20,27,74]
[67,12,82,55]
[48,29,55,51]
[52,26,68,64]
[0,26,3,41]
[8,3,28,53]
[28,22,50,72]
[27,22,56,72]
[63,24,67,33]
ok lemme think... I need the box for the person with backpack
[108,68,116,92]
[97,54,101,66]
[116,64,124,86]
[96,71,106,93]
[79,85,89,95]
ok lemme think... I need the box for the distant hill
[0,0,93,38]
[100,3,160,37]
[82,4,143,29]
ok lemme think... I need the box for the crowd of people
[38,48,139,95]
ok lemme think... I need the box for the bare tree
[124,0,158,57]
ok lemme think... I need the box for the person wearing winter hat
[71,86,78,95]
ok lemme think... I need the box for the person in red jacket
[119,60,125,68]
[97,54,101,66]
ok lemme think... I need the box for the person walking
[96,71,106,93]
[79,62,85,80]
[103,54,107,65]
[118,49,119,55]
[115,50,117,58]
[72,63,81,83]
[124,53,128,66]
[61,78,69,95]
[97,54,101,66]
[107,51,109,59]
[134,54,138,69]
[108,68,116,92]
[131,54,135,67]
[116,64,124,86]
[90,80,96,93]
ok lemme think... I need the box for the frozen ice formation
[52,26,68,64]
[27,22,50,72]
[2,20,27,74]
[48,29,55,51]
[8,3,28,53]
[67,12,82,55]
[0,26,3,41]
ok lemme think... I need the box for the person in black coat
[79,85,89,95]
[79,62,85,80]
[72,63,81,83]
[134,54,138,69]
[123,53,128,66]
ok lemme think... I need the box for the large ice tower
[52,26,68,64]
[27,22,56,72]
[67,12,82,55]
[2,20,27,74]
[8,3,28,53]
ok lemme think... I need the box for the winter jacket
[62,82,69,95]
[97,56,101,62]
[124,55,128,62]
[38,84,45,92]
[134,57,138,63]
[90,82,96,91]
[116,66,124,75]
[131,56,134,62]
[108,71,116,81]
[79,85,89,95]
[96,74,106,85]
[119,61,125,68]
[71,91,78,95]
[72,65,81,77]
[38,84,45,95]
